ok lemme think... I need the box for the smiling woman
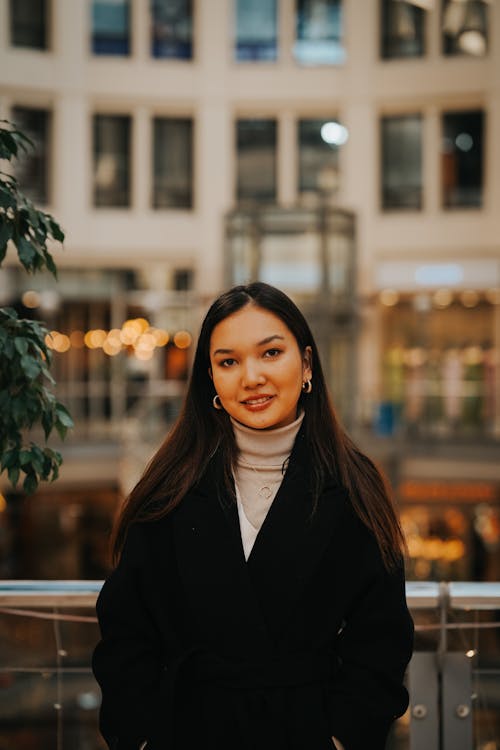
[209,306,312,430]
[93,282,414,750]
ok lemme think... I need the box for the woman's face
[209,305,312,430]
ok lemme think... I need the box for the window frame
[379,0,426,61]
[9,0,51,51]
[10,104,53,207]
[235,116,278,205]
[379,111,424,212]
[92,112,133,209]
[151,115,195,210]
[441,108,485,210]
[233,0,279,63]
[91,0,132,57]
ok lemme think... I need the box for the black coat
[92,430,414,750]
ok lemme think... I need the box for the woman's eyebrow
[212,334,284,357]
[256,334,285,346]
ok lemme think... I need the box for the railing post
[409,652,440,750]
[442,653,473,750]
[409,581,474,750]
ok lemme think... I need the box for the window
[298,119,346,195]
[174,269,194,291]
[442,0,488,57]
[11,106,51,205]
[236,119,277,203]
[150,0,193,59]
[153,118,193,209]
[92,0,130,55]
[93,115,131,207]
[380,0,425,59]
[294,0,345,66]
[381,115,422,210]
[235,0,278,62]
[442,110,484,208]
[9,0,49,49]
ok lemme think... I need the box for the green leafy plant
[0,120,73,493]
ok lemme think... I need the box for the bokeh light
[174,330,192,349]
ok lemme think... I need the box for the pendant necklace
[236,459,285,502]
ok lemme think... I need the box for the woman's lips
[241,395,275,412]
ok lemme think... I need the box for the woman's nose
[241,359,266,387]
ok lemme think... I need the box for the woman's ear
[208,367,213,381]
[303,346,313,381]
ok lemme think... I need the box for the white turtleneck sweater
[231,411,304,561]
[230,412,346,750]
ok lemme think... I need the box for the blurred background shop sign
[376,260,500,292]
[399,480,499,504]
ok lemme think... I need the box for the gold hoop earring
[302,379,312,394]
[213,394,223,410]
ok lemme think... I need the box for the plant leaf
[1,449,17,471]
[14,337,29,356]
[0,185,16,209]
[23,472,38,494]
[48,219,64,243]
[41,410,53,439]
[19,450,32,466]
[17,236,37,269]
[7,466,19,487]
[20,354,42,379]
[55,405,74,428]
[0,129,18,159]
[0,220,12,253]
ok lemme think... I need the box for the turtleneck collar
[230,411,305,468]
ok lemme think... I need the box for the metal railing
[0,581,499,750]
[406,582,500,750]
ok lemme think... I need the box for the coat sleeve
[329,527,414,750]
[92,523,169,750]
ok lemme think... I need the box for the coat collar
[173,423,349,648]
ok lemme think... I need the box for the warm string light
[378,288,500,308]
[44,320,189,358]
[173,331,192,349]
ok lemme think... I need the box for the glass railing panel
[0,583,103,749]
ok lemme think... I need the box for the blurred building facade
[0,0,500,582]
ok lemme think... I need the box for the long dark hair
[112,282,406,570]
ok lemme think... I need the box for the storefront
[374,260,500,438]
[398,479,500,582]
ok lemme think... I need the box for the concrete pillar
[134,0,149,61]
[425,105,440,213]
[54,96,88,234]
[133,105,150,212]
[196,0,232,297]
[278,110,296,206]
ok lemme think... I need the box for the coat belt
[191,650,333,690]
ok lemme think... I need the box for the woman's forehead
[210,306,293,350]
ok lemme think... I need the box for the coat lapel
[172,461,273,655]
[246,429,349,642]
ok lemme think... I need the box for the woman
[93,282,414,750]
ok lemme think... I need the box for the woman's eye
[221,358,237,367]
[264,348,281,358]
